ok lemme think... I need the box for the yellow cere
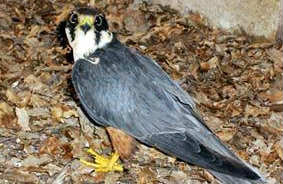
[79,15,94,27]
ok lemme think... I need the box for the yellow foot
[80,148,123,172]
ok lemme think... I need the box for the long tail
[208,141,266,184]
[146,131,266,184]
[210,170,265,184]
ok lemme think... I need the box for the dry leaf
[259,89,283,104]
[249,155,260,166]
[200,62,210,71]
[138,168,156,184]
[265,112,283,133]
[15,107,31,131]
[0,1,282,183]
[226,101,243,117]
[2,168,39,183]
[204,115,224,131]
[245,104,269,117]
[274,140,283,160]
[0,102,19,130]
[27,25,41,38]
[216,129,236,142]
[30,94,48,107]
[6,88,21,104]
[51,104,78,122]
[51,105,64,122]
[0,101,13,114]
[22,154,52,167]
[200,56,219,71]
[202,170,215,182]
[24,74,48,92]
[40,137,61,155]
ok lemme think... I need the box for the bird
[61,7,265,184]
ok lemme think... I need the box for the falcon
[61,7,265,184]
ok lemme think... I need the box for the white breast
[65,27,113,62]
[69,29,97,61]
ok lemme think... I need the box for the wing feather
[72,39,263,182]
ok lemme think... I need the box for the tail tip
[248,171,261,180]
[246,169,266,183]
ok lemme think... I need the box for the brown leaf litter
[0,0,282,183]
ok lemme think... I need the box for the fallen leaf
[226,101,243,117]
[22,154,52,167]
[104,172,121,184]
[24,74,48,92]
[274,140,283,160]
[216,128,236,142]
[27,25,41,38]
[51,163,70,184]
[249,154,260,166]
[43,163,62,176]
[138,168,156,184]
[40,137,61,155]
[6,88,21,104]
[15,107,30,131]
[259,89,283,104]
[51,105,64,122]
[0,101,13,114]
[266,48,283,73]
[51,104,78,123]
[245,104,270,117]
[265,112,283,133]
[2,168,39,183]
[200,56,219,71]
[0,102,19,130]
[202,170,215,183]
[30,94,48,107]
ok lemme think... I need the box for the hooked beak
[79,16,93,34]
[80,24,91,34]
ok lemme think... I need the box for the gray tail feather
[207,139,267,184]
[146,131,266,183]
[209,164,266,184]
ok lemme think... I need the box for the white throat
[66,28,113,61]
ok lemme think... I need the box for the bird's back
[72,38,264,183]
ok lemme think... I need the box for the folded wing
[72,39,264,183]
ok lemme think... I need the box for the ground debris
[0,0,282,183]
[15,107,30,131]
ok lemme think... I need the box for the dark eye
[95,15,108,31]
[95,15,103,26]
[69,13,78,24]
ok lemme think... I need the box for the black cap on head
[76,7,99,15]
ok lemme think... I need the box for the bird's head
[64,7,112,61]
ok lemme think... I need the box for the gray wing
[72,40,263,182]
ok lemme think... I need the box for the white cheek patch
[72,28,97,61]
[97,30,113,48]
[65,26,113,63]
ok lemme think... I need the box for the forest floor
[0,0,282,183]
